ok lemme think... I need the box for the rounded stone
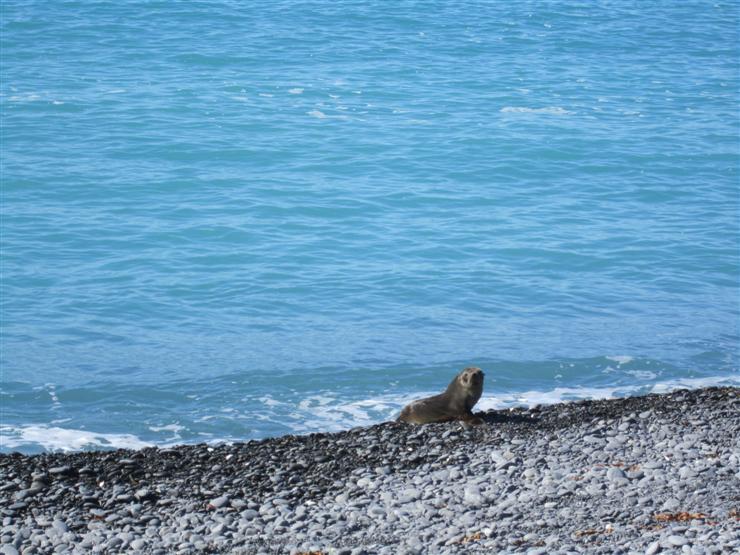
[668,535,689,547]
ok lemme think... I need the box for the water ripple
[1,1,738,451]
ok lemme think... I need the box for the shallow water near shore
[1,2,739,453]
[2,358,738,454]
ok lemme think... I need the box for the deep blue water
[1,1,738,453]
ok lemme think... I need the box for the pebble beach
[1,386,738,554]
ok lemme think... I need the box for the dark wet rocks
[1,386,738,554]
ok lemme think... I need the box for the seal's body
[397,367,485,425]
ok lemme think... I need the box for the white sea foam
[148,423,185,433]
[45,383,61,409]
[626,370,657,380]
[287,393,410,432]
[477,386,627,410]
[288,88,304,94]
[148,423,185,442]
[0,425,153,452]
[8,93,41,102]
[603,359,655,379]
[252,392,424,435]
[479,374,739,410]
[307,110,349,121]
[606,355,634,365]
[259,395,283,407]
[649,375,740,394]
[500,106,573,115]
[277,374,740,434]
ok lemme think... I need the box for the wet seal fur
[397,367,485,425]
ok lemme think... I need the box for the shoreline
[4,373,739,456]
[1,386,738,554]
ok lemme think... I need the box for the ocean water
[1,1,738,454]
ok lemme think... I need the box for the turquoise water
[1,1,738,453]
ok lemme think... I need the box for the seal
[397,367,485,425]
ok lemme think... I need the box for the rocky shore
[1,386,738,554]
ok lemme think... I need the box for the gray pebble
[48,466,73,476]
[208,495,229,509]
[51,521,68,535]
[662,498,681,511]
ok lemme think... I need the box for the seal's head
[451,366,484,410]
[459,366,484,390]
